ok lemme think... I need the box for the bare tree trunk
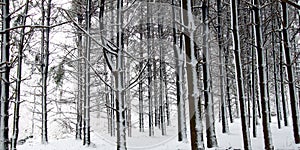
[115,0,127,149]
[11,1,29,149]
[173,0,187,141]
[251,41,257,138]
[182,0,205,148]
[158,3,166,135]
[252,0,273,149]
[271,5,281,129]
[41,0,52,144]
[0,0,10,149]
[138,14,144,132]
[83,0,91,145]
[231,0,252,149]
[74,0,83,140]
[281,1,300,144]
[217,0,229,134]
[202,0,218,147]
[147,0,154,137]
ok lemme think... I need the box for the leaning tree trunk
[182,0,205,149]
[281,1,300,144]
[11,1,30,149]
[252,0,273,149]
[231,0,252,149]
[0,0,10,149]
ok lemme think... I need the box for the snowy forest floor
[18,117,300,150]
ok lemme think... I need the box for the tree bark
[281,1,300,144]
[11,1,29,149]
[182,0,205,148]
[0,0,10,149]
[252,0,274,149]
[217,0,229,134]
[231,0,252,149]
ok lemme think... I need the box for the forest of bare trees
[0,0,299,150]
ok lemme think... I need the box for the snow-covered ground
[17,117,300,150]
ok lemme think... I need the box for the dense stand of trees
[0,0,299,150]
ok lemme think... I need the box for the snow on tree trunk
[115,0,127,149]
[202,0,218,148]
[182,0,205,149]
[231,0,252,149]
[173,0,187,141]
[0,0,10,149]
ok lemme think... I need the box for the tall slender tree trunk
[202,0,218,147]
[41,0,52,144]
[0,0,10,149]
[83,0,91,145]
[252,0,273,149]
[147,0,154,136]
[75,0,83,140]
[158,3,166,135]
[138,13,144,132]
[182,0,205,148]
[173,0,187,141]
[281,1,300,144]
[217,0,229,134]
[271,5,281,129]
[231,0,252,149]
[115,0,127,149]
[11,1,29,149]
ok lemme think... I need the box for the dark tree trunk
[253,0,273,148]
[202,0,218,148]
[231,0,252,149]
[0,0,10,149]
[217,0,229,133]
[281,1,300,144]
